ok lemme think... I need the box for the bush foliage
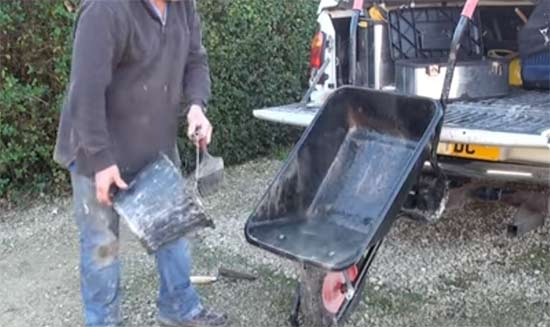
[0,0,317,198]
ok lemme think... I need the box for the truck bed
[253,89,550,148]
[446,89,550,135]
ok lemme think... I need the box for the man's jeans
[71,172,202,327]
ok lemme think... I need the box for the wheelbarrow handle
[349,0,365,86]
[440,0,480,106]
[432,0,480,173]
[461,0,480,20]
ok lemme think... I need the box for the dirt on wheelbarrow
[0,158,549,327]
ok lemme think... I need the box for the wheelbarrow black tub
[245,87,442,271]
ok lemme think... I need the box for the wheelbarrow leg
[336,240,383,322]
[293,241,384,327]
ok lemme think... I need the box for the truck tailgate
[253,103,321,127]
[254,90,550,149]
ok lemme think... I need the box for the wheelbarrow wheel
[295,242,383,327]
[297,264,365,327]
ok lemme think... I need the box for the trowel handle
[193,126,209,153]
[199,137,208,152]
[190,276,218,284]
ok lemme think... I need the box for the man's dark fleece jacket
[54,0,210,178]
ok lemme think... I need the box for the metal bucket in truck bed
[245,87,442,270]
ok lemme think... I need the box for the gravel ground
[1,158,549,327]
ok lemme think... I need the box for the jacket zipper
[160,8,167,45]
[144,0,167,44]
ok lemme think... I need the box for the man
[53,0,227,326]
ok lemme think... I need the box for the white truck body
[253,0,550,184]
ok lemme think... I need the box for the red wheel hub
[321,265,359,314]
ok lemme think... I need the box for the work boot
[158,308,228,327]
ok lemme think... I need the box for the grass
[439,271,482,290]
[190,244,297,325]
[114,233,550,327]
[431,296,549,327]
[509,245,550,278]
[363,284,428,315]
[357,282,548,327]
[270,145,293,161]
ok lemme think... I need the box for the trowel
[194,137,224,197]
[190,266,257,285]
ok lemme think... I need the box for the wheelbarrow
[245,87,442,324]
[244,0,479,325]
[245,88,442,269]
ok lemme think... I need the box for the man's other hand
[95,165,128,206]
[187,105,212,147]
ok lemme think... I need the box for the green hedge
[0,0,317,199]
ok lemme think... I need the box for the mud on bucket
[113,154,214,254]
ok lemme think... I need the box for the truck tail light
[309,31,326,70]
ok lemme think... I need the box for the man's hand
[187,105,212,146]
[95,165,128,206]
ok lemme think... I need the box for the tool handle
[199,137,208,152]
[441,0,480,106]
[193,126,208,153]
[190,276,217,284]
[218,267,258,281]
[461,0,479,20]
[514,8,528,25]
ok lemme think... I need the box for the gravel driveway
[1,159,549,327]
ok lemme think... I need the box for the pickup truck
[254,0,549,229]
[252,2,549,325]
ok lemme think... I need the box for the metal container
[395,59,510,100]
[357,20,394,89]
[113,154,214,253]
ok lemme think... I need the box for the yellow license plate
[438,143,501,161]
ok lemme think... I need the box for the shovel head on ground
[113,154,214,254]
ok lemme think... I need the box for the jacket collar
[140,0,163,24]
